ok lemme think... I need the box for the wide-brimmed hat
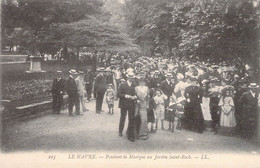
[154,70,160,74]
[120,78,126,82]
[212,65,219,69]
[78,71,84,74]
[165,73,173,78]
[69,69,78,75]
[98,67,105,71]
[202,79,211,85]
[234,74,239,78]
[137,74,146,81]
[155,89,163,95]
[105,67,111,72]
[176,73,184,80]
[248,83,259,89]
[126,72,135,78]
[221,85,234,94]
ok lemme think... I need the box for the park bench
[2,91,68,120]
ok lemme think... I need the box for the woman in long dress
[135,75,149,140]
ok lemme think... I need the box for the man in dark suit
[237,83,259,139]
[150,70,162,89]
[94,67,107,113]
[161,73,175,130]
[66,69,80,116]
[51,71,65,114]
[117,72,136,142]
[84,68,94,101]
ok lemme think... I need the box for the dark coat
[85,71,94,84]
[51,78,65,95]
[150,77,162,89]
[160,80,174,98]
[117,82,136,109]
[184,85,204,132]
[94,73,107,93]
[237,91,258,138]
[66,77,78,97]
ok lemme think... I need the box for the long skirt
[135,104,149,140]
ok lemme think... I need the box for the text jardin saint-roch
[68,154,209,160]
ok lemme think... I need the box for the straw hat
[126,72,135,78]
[78,71,84,74]
[69,69,78,75]
[165,73,173,78]
[248,83,259,89]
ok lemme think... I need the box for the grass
[0,55,28,63]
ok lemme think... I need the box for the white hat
[126,72,135,78]
[248,83,259,89]
[69,69,78,75]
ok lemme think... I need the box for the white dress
[219,96,236,127]
[201,97,212,121]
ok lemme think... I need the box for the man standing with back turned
[117,72,137,142]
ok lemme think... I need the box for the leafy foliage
[2,0,104,54]
[124,0,260,67]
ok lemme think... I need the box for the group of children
[148,87,186,133]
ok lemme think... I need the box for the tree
[124,0,260,68]
[2,0,104,54]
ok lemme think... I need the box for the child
[167,92,177,132]
[218,85,236,136]
[105,84,115,115]
[154,89,167,130]
[174,78,188,131]
[175,93,186,130]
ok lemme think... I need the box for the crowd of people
[51,55,260,142]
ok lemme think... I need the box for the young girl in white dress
[218,85,236,135]
[154,89,167,130]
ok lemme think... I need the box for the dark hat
[98,67,105,71]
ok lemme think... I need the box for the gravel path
[2,99,259,154]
